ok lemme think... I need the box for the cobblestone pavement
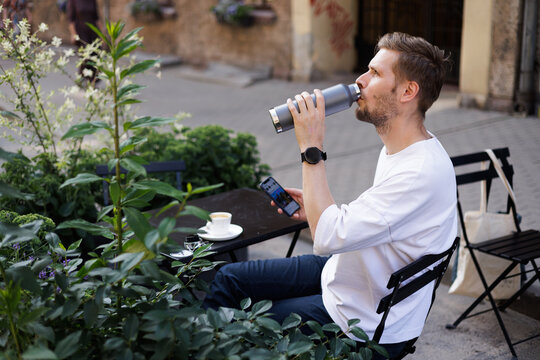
[1,57,539,359]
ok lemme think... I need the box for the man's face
[354,49,400,129]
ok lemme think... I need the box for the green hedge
[135,125,271,195]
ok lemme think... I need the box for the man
[67,0,101,84]
[203,33,457,357]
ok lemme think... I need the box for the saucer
[198,224,243,241]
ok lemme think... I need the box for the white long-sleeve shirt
[315,135,457,344]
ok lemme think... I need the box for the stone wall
[30,0,76,41]
[486,0,522,112]
[32,0,293,78]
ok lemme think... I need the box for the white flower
[18,19,30,38]
[35,52,46,63]
[85,87,97,99]
[38,23,49,32]
[1,40,12,52]
[63,48,75,57]
[64,98,75,110]
[82,68,94,78]
[46,49,55,59]
[52,36,62,47]
[57,57,68,67]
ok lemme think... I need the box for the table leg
[286,230,301,258]
[228,250,238,263]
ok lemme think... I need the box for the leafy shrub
[1,211,55,238]
[0,151,104,247]
[135,125,271,196]
[0,227,387,360]
[0,20,384,360]
[0,210,55,261]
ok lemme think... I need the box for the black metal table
[149,188,308,261]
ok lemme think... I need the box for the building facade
[34,0,539,115]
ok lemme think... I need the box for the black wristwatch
[301,147,327,164]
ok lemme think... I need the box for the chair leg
[482,276,518,359]
[446,249,519,358]
[499,264,540,312]
[447,259,518,328]
[467,250,519,358]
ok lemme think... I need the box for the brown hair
[376,32,450,116]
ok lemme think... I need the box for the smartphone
[259,176,300,217]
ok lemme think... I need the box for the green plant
[0,19,106,158]
[0,210,55,262]
[0,219,388,359]
[0,21,386,360]
[0,12,114,246]
[130,0,161,16]
[0,211,55,239]
[135,125,271,196]
[211,0,254,27]
[0,151,104,247]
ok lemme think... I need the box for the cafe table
[148,188,309,262]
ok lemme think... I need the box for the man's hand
[287,89,325,152]
[270,188,306,221]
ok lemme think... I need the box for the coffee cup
[206,212,232,235]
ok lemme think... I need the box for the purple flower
[227,4,239,14]
[12,243,20,250]
[39,270,48,279]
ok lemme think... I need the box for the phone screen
[259,177,300,216]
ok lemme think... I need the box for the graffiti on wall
[310,0,354,57]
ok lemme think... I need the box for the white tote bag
[449,149,521,299]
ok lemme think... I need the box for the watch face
[305,147,322,164]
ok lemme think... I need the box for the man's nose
[355,72,368,89]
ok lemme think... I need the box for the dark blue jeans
[203,254,334,325]
[203,255,408,359]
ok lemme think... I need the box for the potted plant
[130,0,162,22]
[211,0,254,27]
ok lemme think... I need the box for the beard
[355,91,398,132]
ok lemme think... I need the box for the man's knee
[213,262,242,289]
[204,263,245,310]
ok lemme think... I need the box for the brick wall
[32,0,293,78]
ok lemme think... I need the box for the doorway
[356,0,463,84]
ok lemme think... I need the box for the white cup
[206,212,232,235]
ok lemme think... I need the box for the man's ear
[400,81,419,103]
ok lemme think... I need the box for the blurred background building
[34,0,539,116]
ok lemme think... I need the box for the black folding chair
[96,160,186,205]
[446,147,540,359]
[371,237,459,359]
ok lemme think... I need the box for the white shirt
[314,135,457,344]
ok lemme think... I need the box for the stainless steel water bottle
[269,83,361,133]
